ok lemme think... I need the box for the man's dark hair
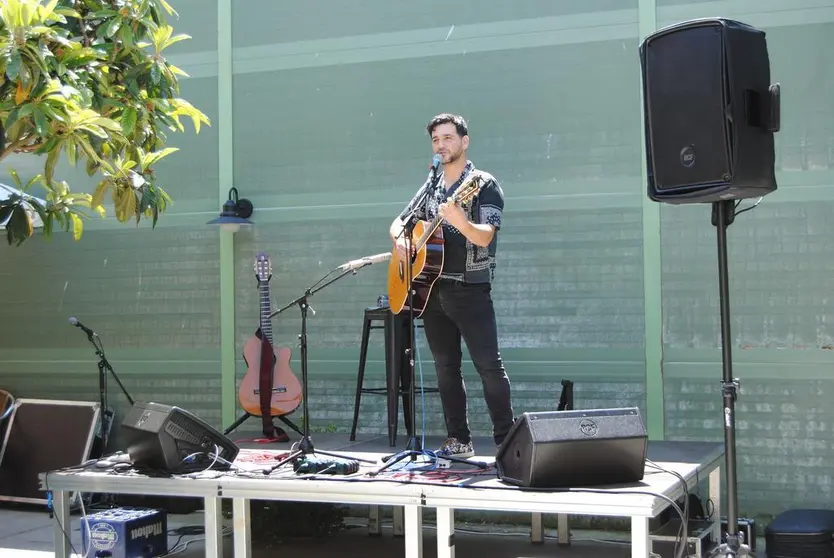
[426,113,468,137]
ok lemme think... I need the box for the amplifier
[80,507,167,558]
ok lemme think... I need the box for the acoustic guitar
[238,253,302,435]
[387,173,483,316]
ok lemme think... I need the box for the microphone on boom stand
[260,253,389,476]
[68,317,135,457]
[338,252,391,272]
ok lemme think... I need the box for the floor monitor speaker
[496,407,648,488]
[0,398,100,504]
[122,401,239,473]
[639,18,780,204]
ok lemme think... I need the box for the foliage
[0,0,209,246]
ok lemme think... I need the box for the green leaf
[0,205,14,227]
[69,212,83,241]
[150,61,161,85]
[91,180,109,208]
[8,168,22,189]
[121,106,137,135]
[45,142,61,182]
[33,107,48,135]
[6,49,22,80]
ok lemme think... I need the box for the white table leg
[531,512,543,544]
[52,490,71,558]
[233,498,251,558]
[437,507,455,558]
[368,505,381,536]
[204,496,224,558]
[393,506,405,537]
[558,513,571,546]
[404,505,423,558]
[631,516,649,558]
[710,465,722,543]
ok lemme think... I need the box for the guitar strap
[257,328,276,437]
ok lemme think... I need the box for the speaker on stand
[639,17,781,558]
[640,18,780,204]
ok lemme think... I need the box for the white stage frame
[40,441,723,558]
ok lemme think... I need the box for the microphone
[338,252,392,271]
[69,317,97,337]
[429,153,442,185]
[430,153,442,171]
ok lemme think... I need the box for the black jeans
[421,280,514,445]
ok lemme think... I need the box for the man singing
[389,113,514,458]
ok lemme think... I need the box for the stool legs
[395,313,414,438]
[385,310,400,447]
[349,315,373,441]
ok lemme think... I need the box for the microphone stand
[262,266,377,474]
[372,172,488,476]
[80,329,134,453]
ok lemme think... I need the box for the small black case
[766,509,834,558]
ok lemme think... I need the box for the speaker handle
[767,83,781,133]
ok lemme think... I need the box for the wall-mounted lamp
[207,187,254,233]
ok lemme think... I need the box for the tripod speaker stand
[262,264,377,475]
[639,18,781,558]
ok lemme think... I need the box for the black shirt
[398,160,504,284]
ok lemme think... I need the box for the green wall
[1,0,833,522]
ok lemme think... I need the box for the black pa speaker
[495,407,648,488]
[639,18,781,204]
[121,401,239,473]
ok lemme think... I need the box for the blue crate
[80,507,167,558]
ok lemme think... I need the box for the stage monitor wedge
[496,407,648,488]
[639,18,780,204]
[122,401,239,473]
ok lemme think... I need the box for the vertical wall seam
[218,0,236,428]
[638,0,664,440]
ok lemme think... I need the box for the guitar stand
[261,268,377,475]
[372,197,489,476]
[223,411,303,438]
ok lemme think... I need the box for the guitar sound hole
[399,261,404,281]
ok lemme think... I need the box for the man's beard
[443,148,463,164]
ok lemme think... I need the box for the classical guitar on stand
[238,252,303,440]
[387,173,483,316]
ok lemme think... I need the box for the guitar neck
[259,282,273,344]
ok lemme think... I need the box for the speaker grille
[496,407,648,488]
[644,22,731,190]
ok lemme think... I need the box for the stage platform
[39,433,724,558]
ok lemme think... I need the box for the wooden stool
[349,306,436,446]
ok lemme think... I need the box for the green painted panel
[233,0,638,47]
[0,226,222,443]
